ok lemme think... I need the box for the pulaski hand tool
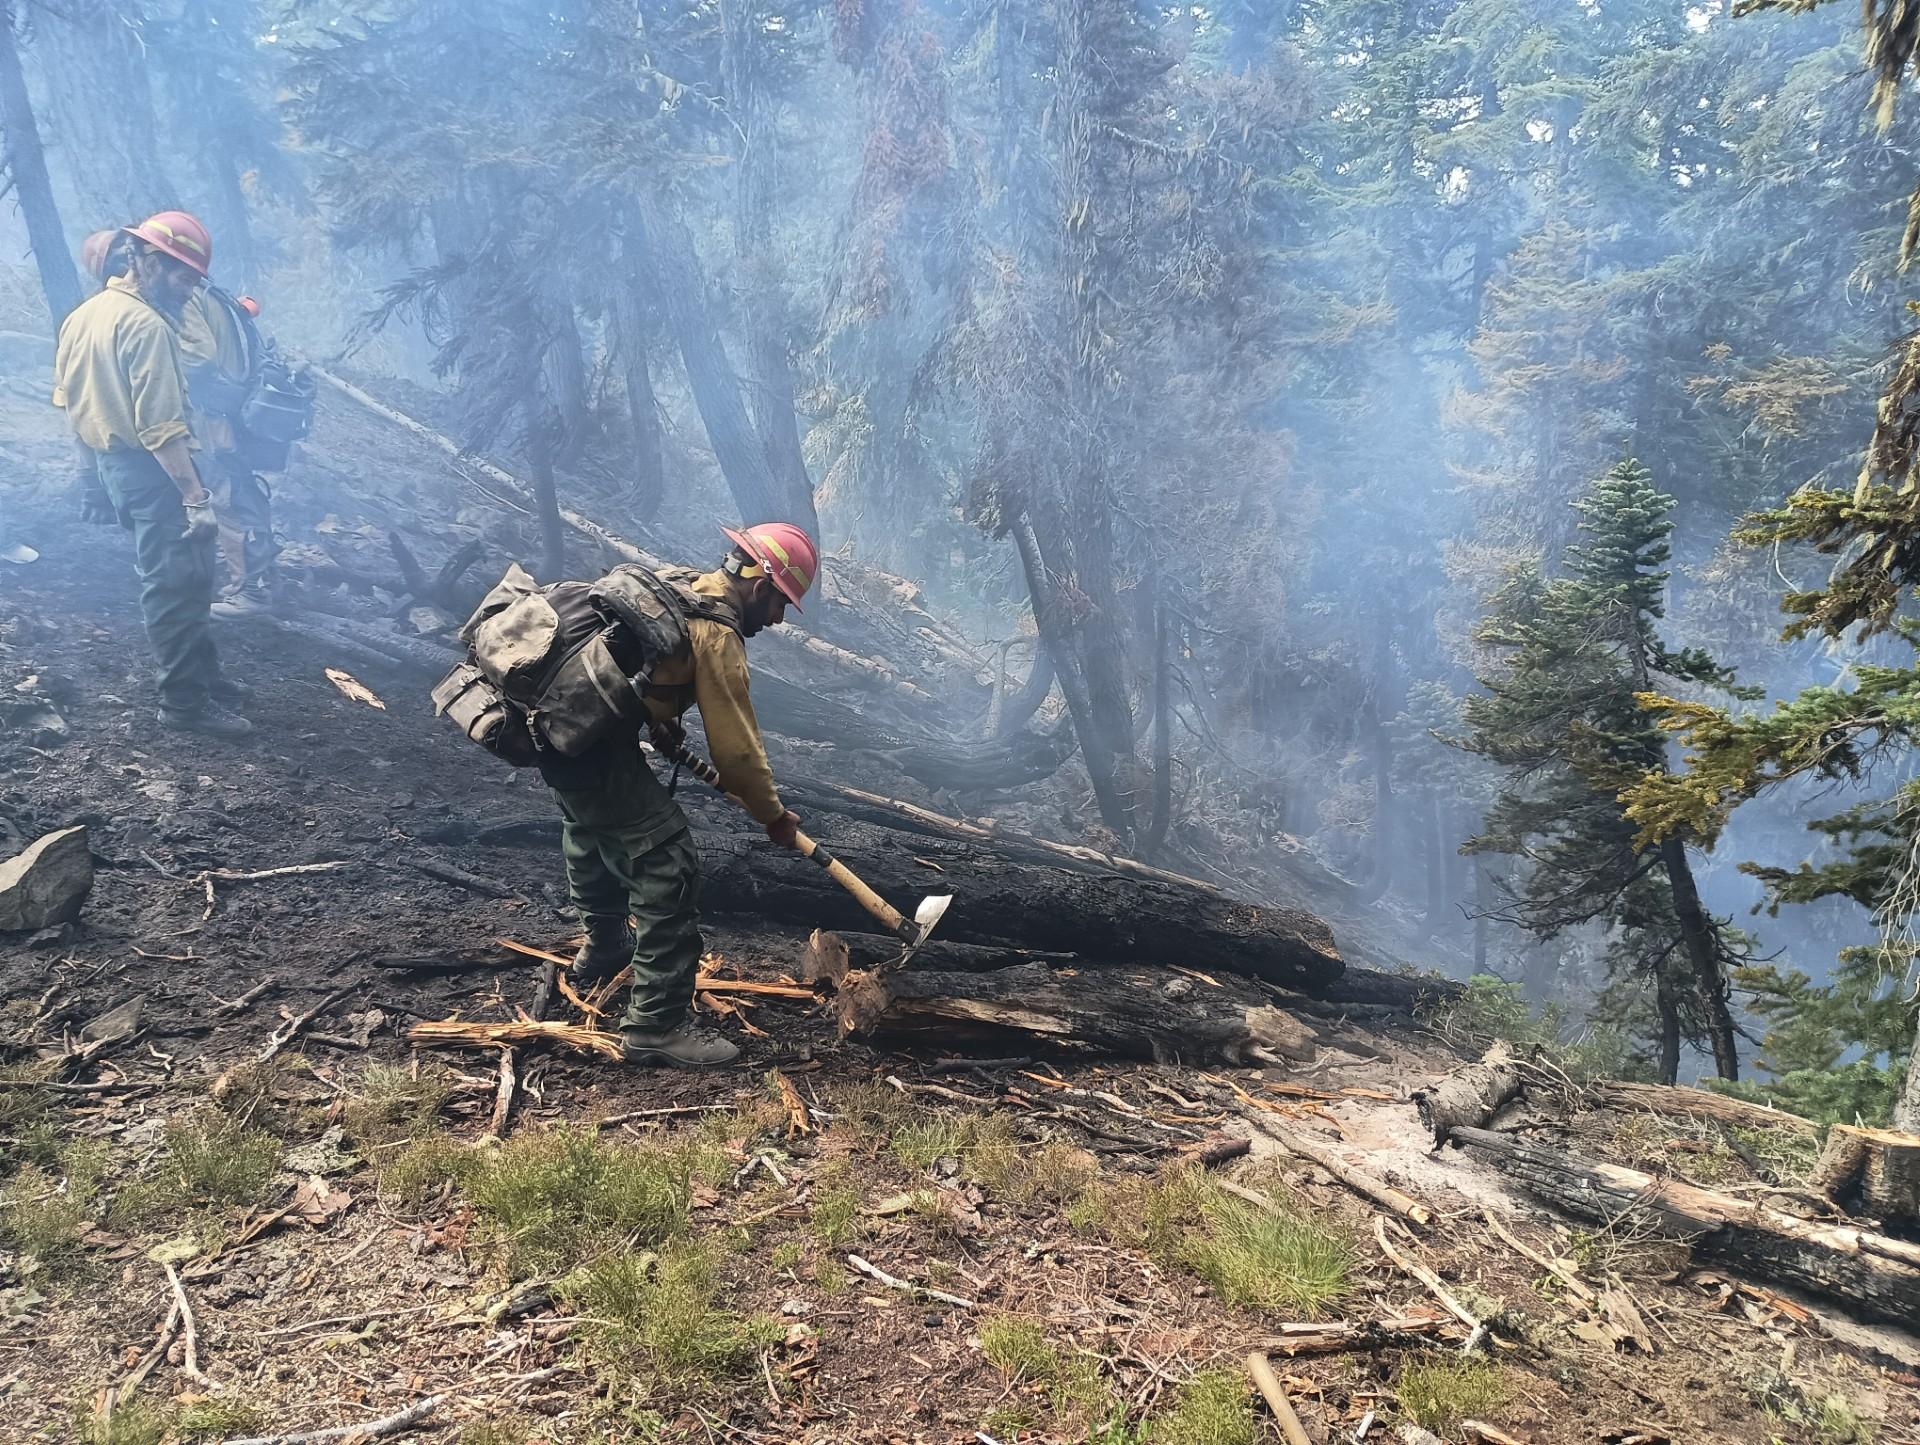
[665,739,952,972]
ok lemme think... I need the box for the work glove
[182,493,218,543]
[765,809,803,850]
[647,719,687,756]
[77,472,115,525]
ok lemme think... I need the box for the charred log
[1451,1125,1920,1331]
[1412,1042,1525,1148]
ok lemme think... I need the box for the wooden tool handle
[797,830,906,934]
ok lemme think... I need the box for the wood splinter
[845,1253,977,1310]
[1373,1215,1487,1350]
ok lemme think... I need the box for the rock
[27,923,76,951]
[0,827,94,931]
[0,697,68,747]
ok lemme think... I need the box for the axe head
[883,893,952,973]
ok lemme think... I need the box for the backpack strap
[205,285,262,380]
[654,565,744,638]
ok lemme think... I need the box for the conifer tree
[1453,460,1752,1082]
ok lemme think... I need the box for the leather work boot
[209,674,253,705]
[621,1022,741,1069]
[210,587,275,620]
[571,915,633,990]
[158,702,254,739]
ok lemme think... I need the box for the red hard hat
[722,522,818,611]
[123,210,212,277]
[80,229,120,281]
[237,295,261,317]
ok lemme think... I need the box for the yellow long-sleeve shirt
[642,571,785,824]
[51,276,193,453]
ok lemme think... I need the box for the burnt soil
[3,442,1919,1443]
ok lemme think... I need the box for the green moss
[469,1127,695,1277]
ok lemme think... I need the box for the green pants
[96,448,221,713]
[209,455,277,591]
[548,740,704,1031]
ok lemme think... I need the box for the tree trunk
[0,1,81,327]
[543,295,591,469]
[1898,1030,1920,1134]
[32,0,174,220]
[1473,857,1489,972]
[1588,1081,1818,1138]
[613,236,664,524]
[1423,791,1446,933]
[996,642,1055,738]
[1660,835,1739,1080]
[1143,601,1173,858]
[631,194,817,533]
[1012,512,1134,834]
[525,398,565,581]
[1354,697,1395,905]
[1655,959,1682,1086]
[1451,1125,1920,1331]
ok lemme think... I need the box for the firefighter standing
[53,211,253,738]
[547,523,817,1068]
[179,283,278,617]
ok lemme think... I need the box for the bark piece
[1589,1081,1817,1136]
[832,955,1314,1066]
[692,819,1344,992]
[0,826,93,930]
[1811,1124,1920,1226]
[1412,1042,1524,1149]
[1451,1125,1920,1331]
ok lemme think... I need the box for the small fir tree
[1452,460,1755,1083]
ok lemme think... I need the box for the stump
[1812,1124,1920,1228]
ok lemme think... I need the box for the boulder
[0,827,94,930]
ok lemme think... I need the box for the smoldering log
[1412,1042,1526,1148]
[829,953,1320,1065]
[1450,1125,1920,1331]
[692,821,1344,992]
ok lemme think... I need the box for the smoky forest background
[4,0,1920,1128]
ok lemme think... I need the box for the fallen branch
[1373,1215,1485,1347]
[407,1018,622,1061]
[1483,1212,1594,1304]
[214,986,351,1096]
[1255,1315,1454,1356]
[220,1393,445,1445]
[99,1300,180,1416]
[411,856,523,900]
[1247,1113,1432,1226]
[845,1254,977,1310]
[162,1260,211,1387]
[1245,1352,1313,1445]
[210,980,274,1017]
[203,862,352,883]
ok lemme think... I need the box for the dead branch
[407,1018,622,1061]
[1247,1113,1432,1226]
[161,1260,211,1387]
[1483,1212,1595,1304]
[1244,1352,1313,1445]
[220,1393,445,1445]
[1588,1080,1818,1137]
[485,1047,517,1139]
[1373,1215,1486,1347]
[845,1254,977,1310]
[1255,1316,1454,1356]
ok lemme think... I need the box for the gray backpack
[430,562,741,765]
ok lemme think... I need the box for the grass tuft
[891,1116,970,1169]
[157,1109,280,1207]
[1150,1368,1256,1445]
[567,1238,779,1386]
[1396,1355,1508,1435]
[2,1138,109,1271]
[1182,1196,1353,1314]
[469,1127,694,1277]
[343,1064,453,1147]
[978,1315,1115,1419]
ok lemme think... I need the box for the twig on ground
[1484,1211,1594,1304]
[1256,1316,1454,1356]
[846,1254,977,1310]
[212,985,351,1096]
[196,861,351,919]
[100,1300,181,1415]
[1373,1215,1486,1348]
[219,1393,444,1445]
[256,1302,444,1339]
[162,1260,211,1387]
[594,1104,729,1128]
[1245,1352,1314,1445]
[210,980,274,1017]
[1248,1114,1432,1226]
[929,1055,1032,1073]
